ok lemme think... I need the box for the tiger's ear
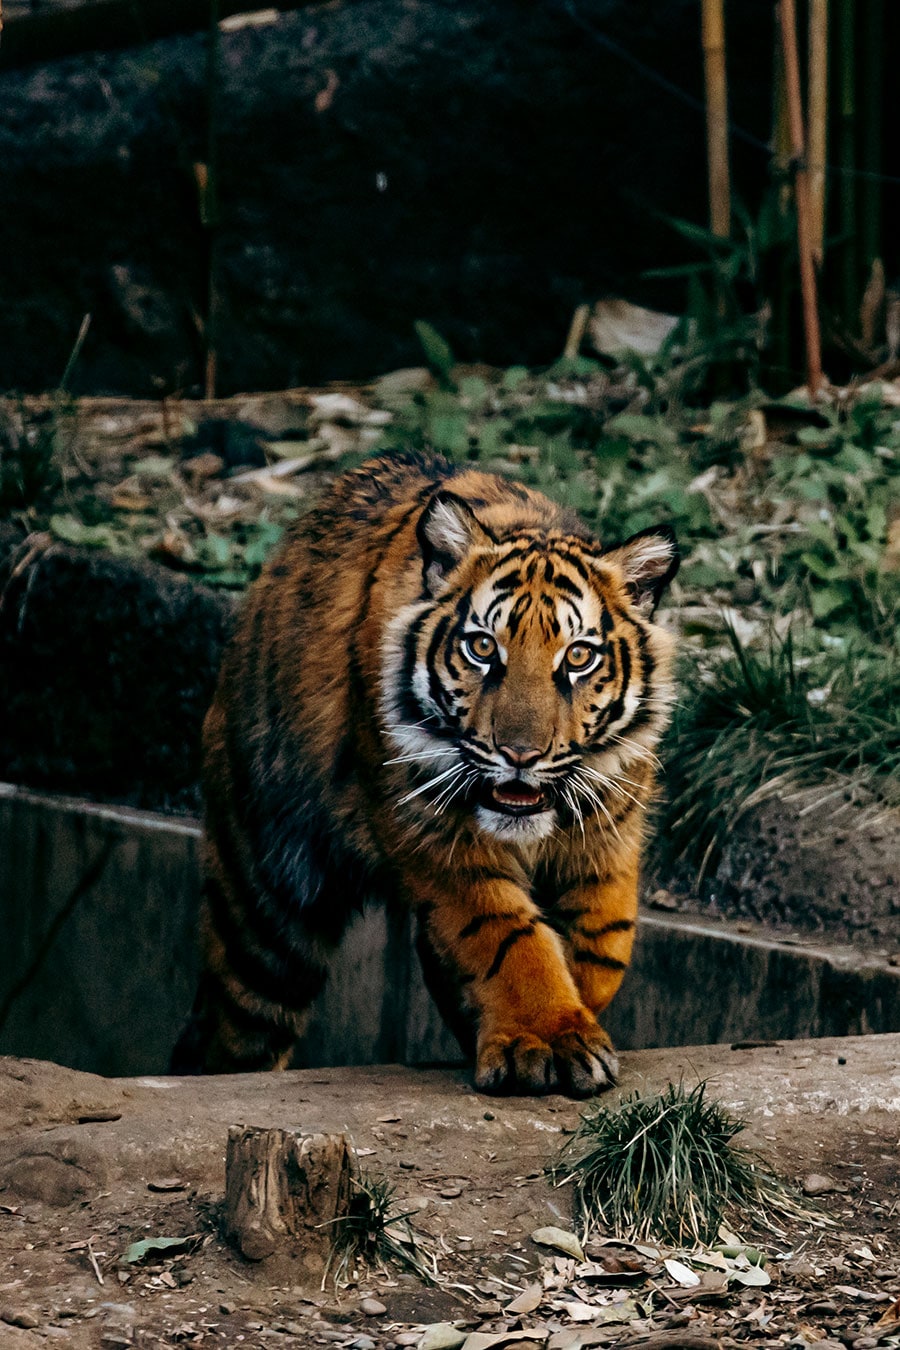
[417,490,494,594]
[599,524,680,616]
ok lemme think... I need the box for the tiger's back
[173,451,678,1095]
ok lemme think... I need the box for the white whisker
[397,764,461,806]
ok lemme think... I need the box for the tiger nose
[496,743,544,769]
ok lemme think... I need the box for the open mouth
[486,780,550,817]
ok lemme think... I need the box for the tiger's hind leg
[170,822,363,1074]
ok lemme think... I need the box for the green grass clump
[328,1173,433,1285]
[556,1081,783,1247]
[658,627,900,881]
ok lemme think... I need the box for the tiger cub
[172,451,679,1096]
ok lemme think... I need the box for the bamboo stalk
[701,0,731,237]
[203,0,221,401]
[838,0,857,330]
[806,0,828,265]
[860,0,883,275]
[777,0,823,396]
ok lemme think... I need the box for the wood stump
[225,1126,353,1268]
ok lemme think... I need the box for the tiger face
[381,490,679,844]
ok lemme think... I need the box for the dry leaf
[663,1258,700,1288]
[531,1227,585,1263]
[506,1284,543,1315]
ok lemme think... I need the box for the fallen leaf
[562,1301,595,1322]
[663,1258,700,1288]
[729,1263,771,1288]
[506,1283,543,1314]
[876,1297,900,1326]
[122,1234,199,1264]
[531,1227,585,1262]
[463,1332,550,1350]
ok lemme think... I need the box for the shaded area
[0,0,775,396]
[0,524,232,810]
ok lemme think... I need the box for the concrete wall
[2,782,899,1077]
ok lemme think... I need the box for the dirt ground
[1,1038,899,1350]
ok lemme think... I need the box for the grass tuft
[657,625,900,880]
[327,1172,434,1286]
[555,1080,792,1247]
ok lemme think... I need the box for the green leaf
[132,455,176,479]
[123,1234,198,1264]
[414,321,455,379]
[49,514,118,549]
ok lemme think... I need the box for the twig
[563,304,590,361]
[86,1240,105,1287]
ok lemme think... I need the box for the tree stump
[224,1126,353,1268]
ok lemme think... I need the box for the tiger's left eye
[565,642,599,674]
[463,632,497,664]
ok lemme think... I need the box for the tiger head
[381,488,679,843]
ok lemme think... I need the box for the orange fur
[171,452,679,1095]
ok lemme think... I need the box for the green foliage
[657,627,900,880]
[555,1080,786,1246]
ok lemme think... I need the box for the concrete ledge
[3,782,900,1076]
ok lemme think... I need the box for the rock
[1,1309,40,1329]
[351,1338,377,1350]
[419,1326,467,1350]
[802,1173,847,1196]
[359,1298,387,1316]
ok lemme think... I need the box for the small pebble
[483,1110,495,1121]
[852,1338,879,1350]
[359,1298,387,1316]
[351,1338,377,1350]
[440,1185,463,1198]
[395,1335,420,1347]
[220,1303,235,1315]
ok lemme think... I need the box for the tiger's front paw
[474,1013,619,1098]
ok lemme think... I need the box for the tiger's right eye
[462,632,497,665]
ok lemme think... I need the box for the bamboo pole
[806,0,828,266]
[202,0,221,401]
[701,0,731,237]
[777,0,823,396]
[838,0,857,329]
[860,0,883,275]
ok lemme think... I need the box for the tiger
[171,450,679,1096]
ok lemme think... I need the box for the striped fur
[171,452,679,1095]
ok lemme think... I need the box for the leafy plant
[555,1080,793,1247]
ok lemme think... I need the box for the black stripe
[458,908,524,940]
[397,607,433,724]
[576,918,635,939]
[204,878,326,1012]
[425,613,456,718]
[573,950,628,970]
[486,923,535,978]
